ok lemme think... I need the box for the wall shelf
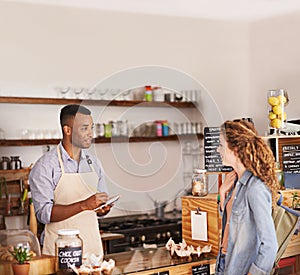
[0,134,203,147]
[0,96,196,108]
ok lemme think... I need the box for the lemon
[268,112,277,120]
[277,95,287,104]
[273,105,282,115]
[268,96,280,106]
[278,112,287,121]
[270,118,282,129]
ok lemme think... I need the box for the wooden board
[181,194,221,256]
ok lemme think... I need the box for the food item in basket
[201,244,212,254]
[165,238,193,258]
[165,238,212,259]
[76,254,115,275]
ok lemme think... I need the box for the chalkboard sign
[192,264,210,275]
[282,144,300,173]
[204,127,232,172]
[150,271,169,275]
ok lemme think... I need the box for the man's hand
[50,192,109,222]
[81,192,109,211]
[96,204,112,216]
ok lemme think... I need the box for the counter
[107,247,216,275]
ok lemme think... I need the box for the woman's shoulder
[246,172,272,196]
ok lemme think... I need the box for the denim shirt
[216,170,278,275]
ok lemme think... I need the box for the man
[29,104,111,257]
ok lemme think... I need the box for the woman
[215,120,278,275]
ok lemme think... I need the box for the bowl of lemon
[267,89,289,134]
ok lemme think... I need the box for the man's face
[71,113,94,149]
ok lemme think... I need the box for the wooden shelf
[0,134,203,147]
[0,167,31,181]
[0,96,196,108]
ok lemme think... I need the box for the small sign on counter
[151,271,169,275]
[191,210,208,241]
[192,264,210,275]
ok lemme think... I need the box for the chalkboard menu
[204,127,232,172]
[282,144,300,173]
[151,271,169,275]
[192,264,210,275]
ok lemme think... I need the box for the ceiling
[5,0,300,21]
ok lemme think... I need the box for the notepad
[191,210,208,241]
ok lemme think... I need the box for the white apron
[42,146,103,258]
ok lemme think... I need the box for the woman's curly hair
[221,120,279,207]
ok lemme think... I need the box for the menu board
[282,144,300,173]
[192,264,210,275]
[282,144,300,189]
[204,127,232,172]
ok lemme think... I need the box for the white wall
[0,2,300,217]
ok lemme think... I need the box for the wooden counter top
[107,247,216,275]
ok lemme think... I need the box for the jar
[144,85,153,102]
[267,89,289,135]
[10,156,17,170]
[192,169,208,196]
[13,156,22,170]
[162,121,169,136]
[55,229,83,274]
[95,123,105,137]
[155,121,162,137]
[0,157,10,170]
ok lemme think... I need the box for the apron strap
[56,145,65,174]
[57,145,96,174]
[86,157,96,173]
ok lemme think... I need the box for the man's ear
[63,125,72,136]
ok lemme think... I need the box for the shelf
[0,168,31,181]
[0,96,196,108]
[0,134,203,147]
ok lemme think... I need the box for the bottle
[155,121,162,137]
[162,121,169,136]
[56,229,83,274]
[6,194,12,215]
[144,85,153,102]
[192,169,208,196]
[29,198,37,236]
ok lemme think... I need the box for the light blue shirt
[216,170,278,275]
[29,142,107,224]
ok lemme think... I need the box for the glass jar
[267,89,289,135]
[192,169,208,196]
[55,229,82,274]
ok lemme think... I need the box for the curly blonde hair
[221,120,279,208]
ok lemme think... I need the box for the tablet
[94,195,120,211]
